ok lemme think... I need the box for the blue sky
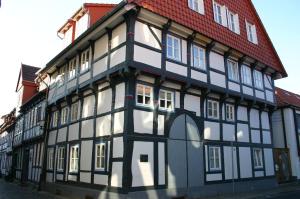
[0,0,299,117]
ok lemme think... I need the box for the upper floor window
[226,104,235,121]
[228,60,239,82]
[52,111,58,128]
[47,148,54,170]
[136,84,153,107]
[209,146,221,171]
[191,44,206,70]
[253,70,263,89]
[70,102,79,122]
[69,144,79,173]
[159,90,174,111]
[213,1,223,25]
[241,65,252,86]
[207,100,219,119]
[58,66,66,87]
[167,35,181,61]
[188,0,204,15]
[95,143,106,171]
[57,147,65,171]
[68,58,77,80]
[246,21,258,44]
[80,49,90,73]
[36,106,42,122]
[253,148,263,169]
[61,107,68,125]
[227,10,240,34]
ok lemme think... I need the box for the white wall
[204,121,220,140]
[134,110,153,134]
[239,147,252,178]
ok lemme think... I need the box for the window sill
[191,66,207,73]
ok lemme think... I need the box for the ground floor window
[47,148,54,170]
[253,148,263,169]
[95,143,106,171]
[57,147,65,171]
[69,144,79,173]
[208,146,221,171]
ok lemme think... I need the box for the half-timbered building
[37,0,287,198]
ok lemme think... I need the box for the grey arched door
[168,114,203,191]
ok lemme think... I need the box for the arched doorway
[167,114,204,192]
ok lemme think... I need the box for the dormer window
[246,21,258,44]
[188,0,205,15]
[80,49,90,73]
[213,1,223,25]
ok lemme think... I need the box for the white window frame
[253,148,263,169]
[58,66,66,87]
[246,21,258,44]
[68,58,77,80]
[207,100,219,119]
[47,148,54,170]
[191,44,206,70]
[70,102,79,122]
[188,0,204,14]
[95,143,106,171]
[52,111,58,128]
[80,49,90,73]
[60,107,68,125]
[227,11,236,32]
[241,65,252,86]
[136,84,153,108]
[228,60,239,82]
[159,90,174,111]
[226,104,235,121]
[209,146,221,171]
[253,70,263,89]
[57,147,65,171]
[69,144,79,173]
[213,1,222,25]
[167,34,181,61]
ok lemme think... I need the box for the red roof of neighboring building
[275,87,300,108]
[128,0,287,77]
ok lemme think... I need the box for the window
[191,44,206,70]
[167,35,181,61]
[57,147,65,171]
[36,106,42,122]
[71,102,79,122]
[69,145,79,173]
[58,66,66,87]
[228,60,239,82]
[209,146,221,171]
[296,114,300,133]
[227,11,235,32]
[95,143,106,170]
[226,104,235,121]
[159,90,174,111]
[80,49,90,73]
[52,111,58,128]
[207,100,219,119]
[60,107,68,125]
[241,65,252,86]
[213,1,222,25]
[47,148,54,170]
[188,0,204,14]
[136,84,153,107]
[246,21,258,44]
[253,148,263,169]
[253,70,263,89]
[68,58,77,80]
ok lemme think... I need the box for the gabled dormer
[57,3,116,48]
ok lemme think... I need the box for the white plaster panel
[94,34,108,60]
[191,70,207,82]
[255,171,264,177]
[228,81,240,92]
[137,75,155,84]
[97,88,112,114]
[184,94,200,116]
[204,121,220,140]
[48,131,56,145]
[57,127,67,143]
[79,72,90,85]
[67,79,76,90]
[251,130,261,143]
[132,142,154,187]
[134,21,162,49]
[206,173,222,181]
[263,131,272,144]
[113,137,124,158]
[96,115,111,137]
[162,81,181,90]
[175,92,180,108]
[237,106,248,121]
[115,83,125,109]
[255,90,265,100]
[239,147,253,178]
[68,123,79,141]
[134,110,153,134]
[94,174,108,185]
[224,146,238,180]
[80,172,91,183]
[111,162,123,187]
[242,86,254,96]
[209,52,225,72]
[261,112,270,130]
[114,111,124,134]
[111,23,126,49]
[46,173,53,182]
[210,71,226,88]
[110,46,126,67]
[82,95,95,118]
[264,148,275,176]
[68,175,77,181]
[158,142,165,185]
[250,109,260,128]
[81,119,94,138]
[237,123,250,142]
[166,61,187,76]
[223,123,235,141]
[134,45,162,68]
[80,140,93,171]
[157,115,165,136]
[266,90,274,103]
[98,82,110,90]
[93,56,108,77]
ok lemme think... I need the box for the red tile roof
[275,87,300,108]
[128,0,287,77]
